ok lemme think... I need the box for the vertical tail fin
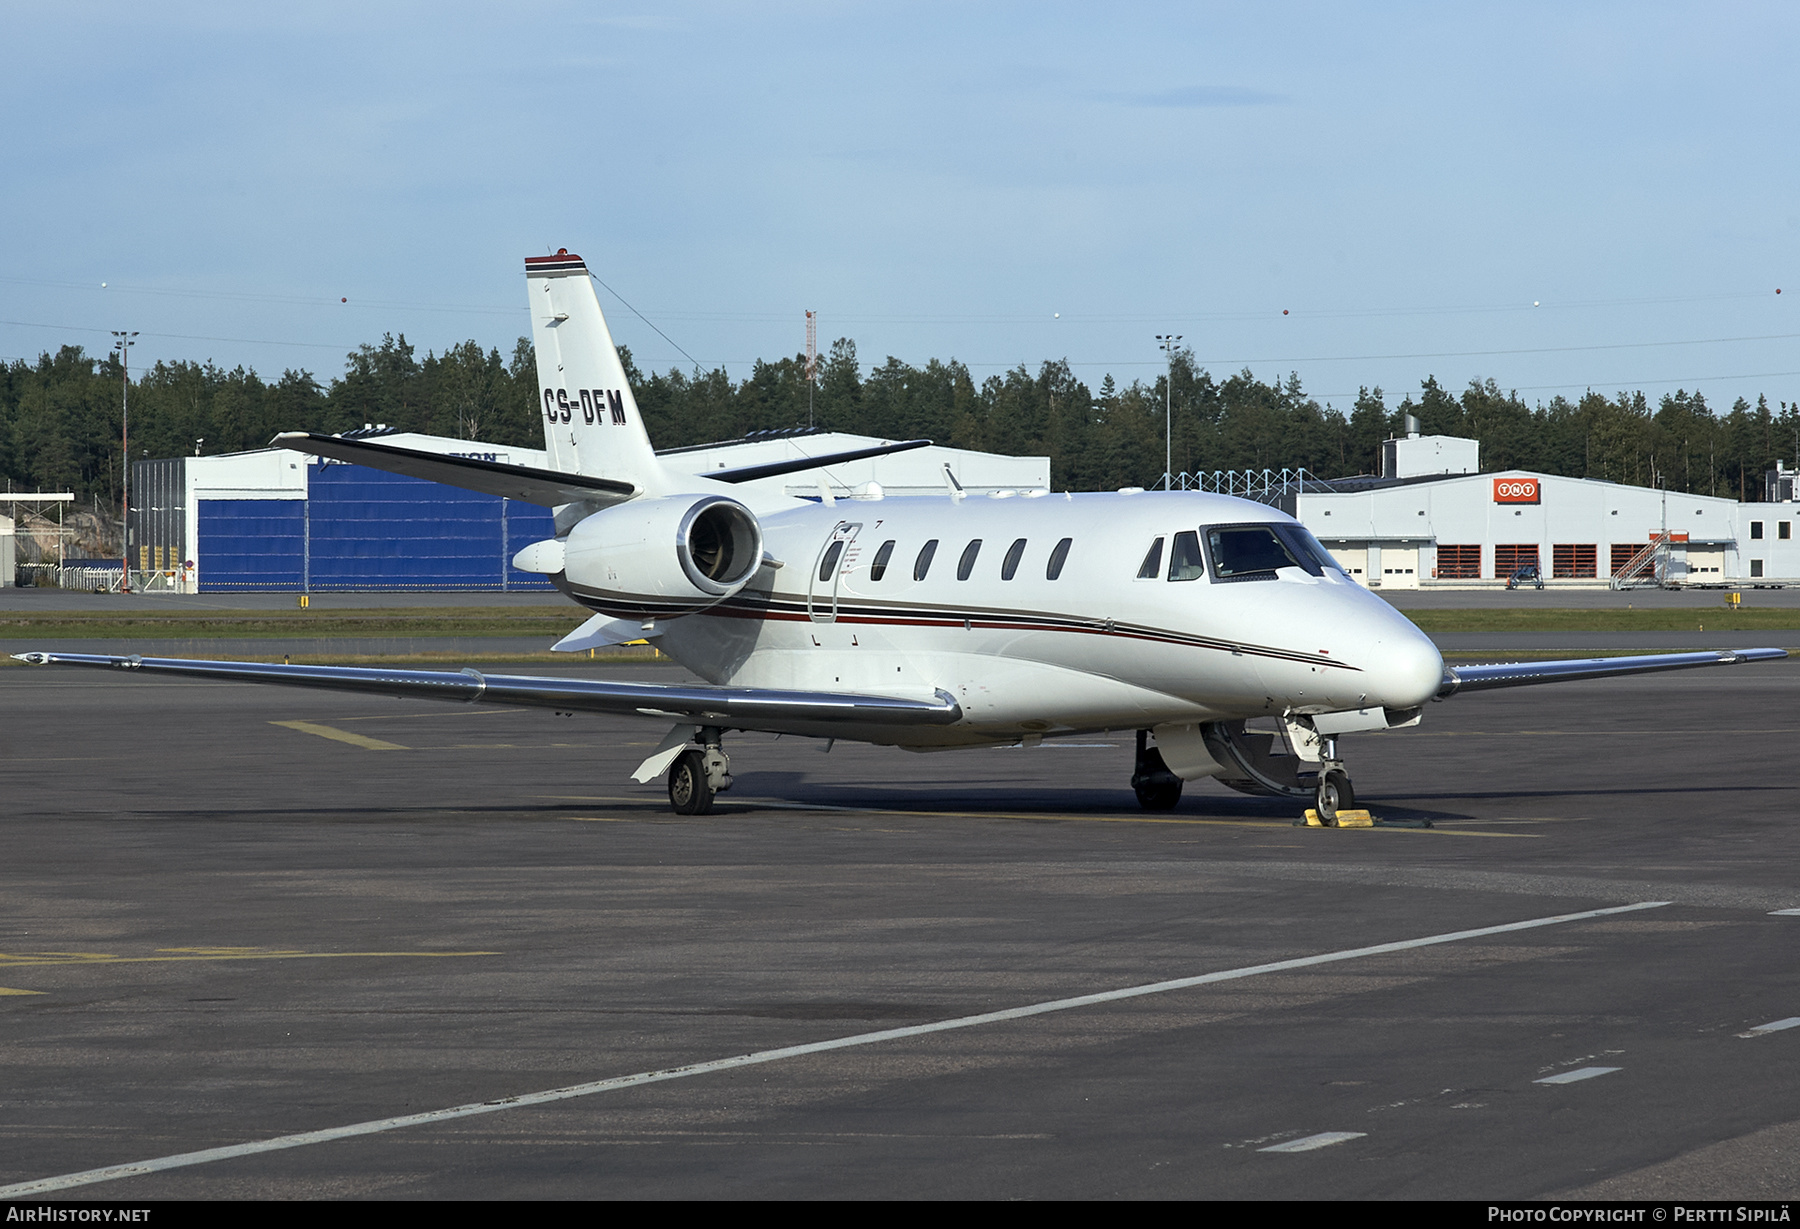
[525,251,667,491]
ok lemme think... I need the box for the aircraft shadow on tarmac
[78,777,1784,829]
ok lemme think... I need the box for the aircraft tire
[668,749,715,815]
[1316,769,1352,826]
[1133,775,1183,811]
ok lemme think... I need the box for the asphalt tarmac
[4,656,1800,1201]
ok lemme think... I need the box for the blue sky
[4,2,1797,415]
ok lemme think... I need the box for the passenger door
[808,521,862,622]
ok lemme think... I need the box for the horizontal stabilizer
[706,439,931,484]
[12,652,963,734]
[273,433,637,508]
[1438,647,1788,697]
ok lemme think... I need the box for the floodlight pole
[1155,334,1183,490]
[111,330,138,591]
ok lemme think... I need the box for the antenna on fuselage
[943,463,965,502]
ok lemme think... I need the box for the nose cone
[1323,586,1444,710]
[1365,621,1445,710]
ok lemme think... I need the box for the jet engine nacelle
[559,494,765,617]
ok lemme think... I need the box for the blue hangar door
[194,499,306,590]
[196,464,557,591]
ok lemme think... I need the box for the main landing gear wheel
[1134,773,1183,811]
[1315,768,1353,827]
[668,749,715,815]
[1131,729,1184,811]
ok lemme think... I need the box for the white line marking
[1258,1131,1366,1153]
[1770,909,1800,916]
[1534,1066,1622,1085]
[0,899,1668,1198]
[1738,1017,1800,1038]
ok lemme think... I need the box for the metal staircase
[1609,531,1671,589]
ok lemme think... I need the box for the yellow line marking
[269,720,407,751]
[0,948,497,969]
[159,946,303,955]
[0,987,45,996]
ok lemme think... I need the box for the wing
[1438,648,1788,697]
[273,433,637,508]
[12,652,961,736]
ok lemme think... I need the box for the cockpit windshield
[1205,523,1341,581]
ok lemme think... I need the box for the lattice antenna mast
[805,310,818,429]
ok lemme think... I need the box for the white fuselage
[561,488,1445,748]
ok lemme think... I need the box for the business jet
[15,250,1787,822]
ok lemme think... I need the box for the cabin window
[869,540,895,581]
[913,539,938,581]
[1136,537,1165,579]
[1001,538,1027,580]
[1167,531,1204,581]
[1046,537,1072,580]
[957,539,983,580]
[1751,521,1765,540]
[818,541,845,583]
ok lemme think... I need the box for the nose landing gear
[1313,734,1354,826]
[1128,722,1359,823]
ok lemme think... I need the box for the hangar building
[129,430,1049,593]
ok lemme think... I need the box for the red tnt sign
[1493,477,1540,504]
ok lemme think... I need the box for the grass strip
[1403,607,1800,632]
[0,605,581,639]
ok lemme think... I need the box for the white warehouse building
[1285,432,1799,588]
